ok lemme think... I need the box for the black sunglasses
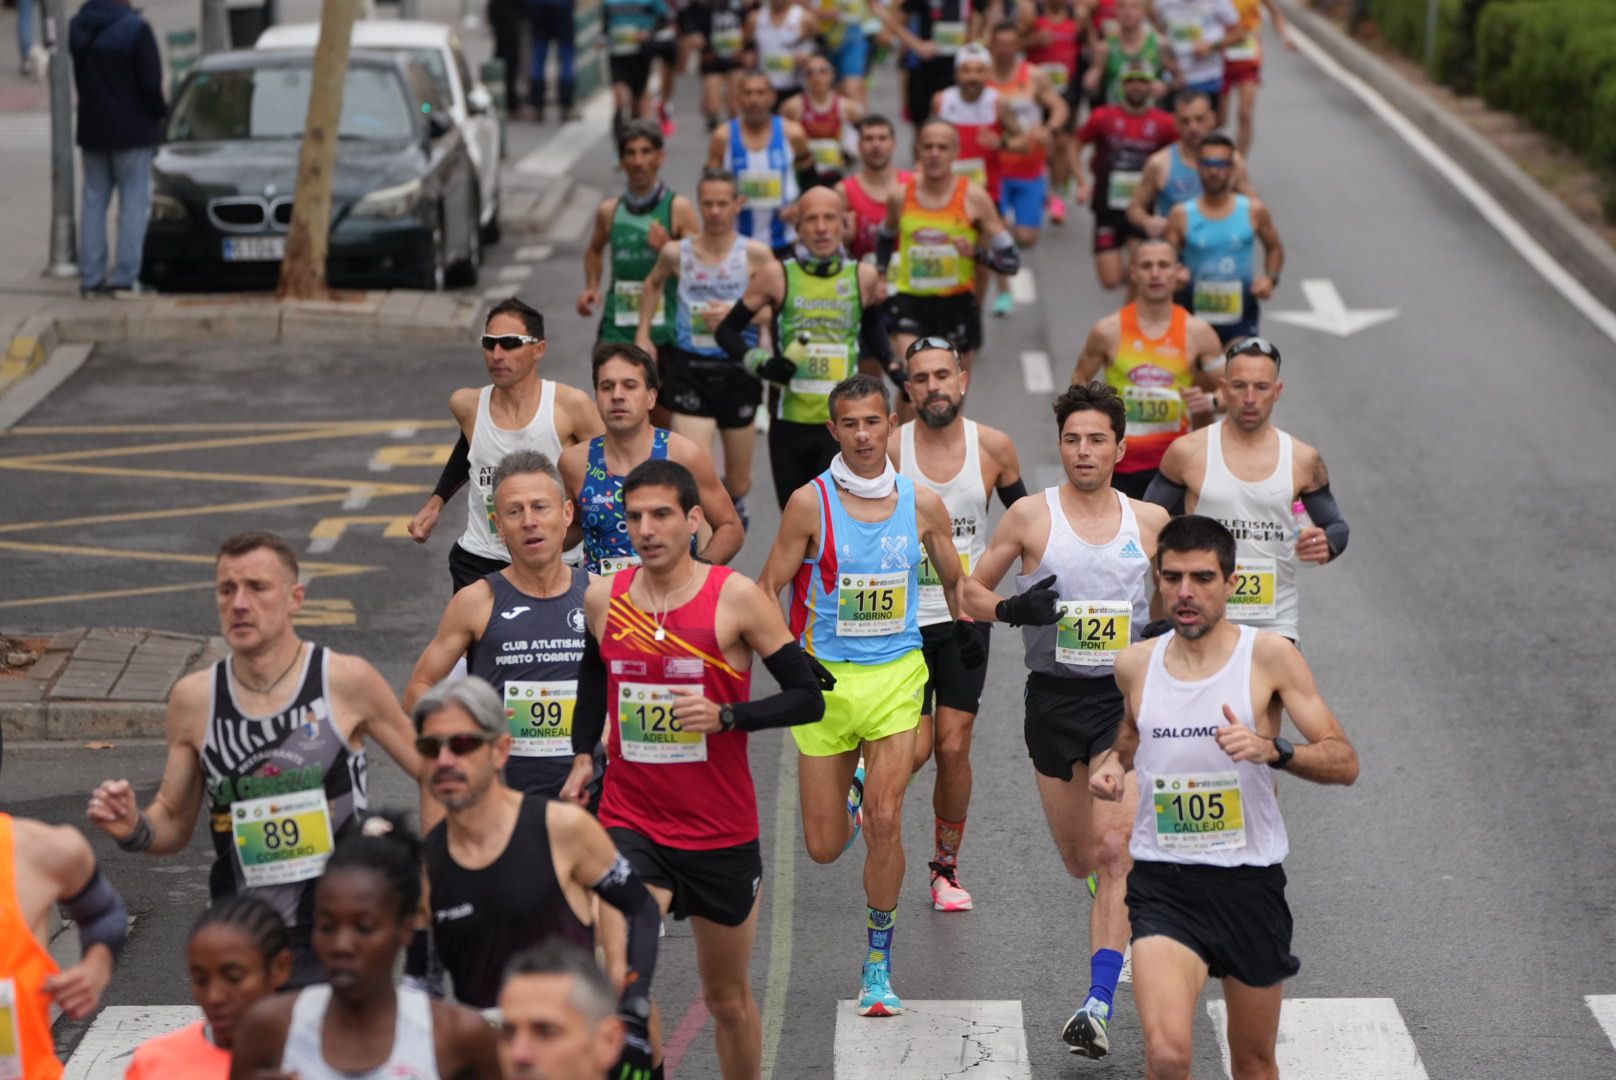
[904,336,959,359]
[1227,336,1281,365]
[415,732,497,757]
[1198,158,1236,169]
[481,333,543,352]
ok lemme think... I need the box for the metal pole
[44,0,77,279]
[201,0,229,52]
[1424,0,1439,70]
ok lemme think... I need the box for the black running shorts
[1093,207,1145,254]
[920,620,990,715]
[657,345,762,429]
[886,292,984,354]
[1023,672,1123,781]
[608,829,763,927]
[610,54,653,98]
[1126,860,1301,988]
[448,542,508,592]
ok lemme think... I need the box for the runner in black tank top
[426,793,594,1009]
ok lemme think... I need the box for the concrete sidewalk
[0,627,225,740]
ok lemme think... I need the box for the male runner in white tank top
[962,382,1168,1060]
[407,298,603,591]
[889,337,1024,914]
[1091,514,1358,1080]
[1145,336,1350,647]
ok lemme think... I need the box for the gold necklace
[644,563,700,641]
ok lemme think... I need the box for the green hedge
[1363,0,1602,91]
[1474,1,1616,171]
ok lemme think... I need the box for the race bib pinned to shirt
[1121,385,1185,435]
[952,157,988,189]
[614,279,666,328]
[617,682,707,763]
[739,168,785,210]
[1055,600,1131,666]
[1039,62,1070,90]
[933,20,966,52]
[789,342,851,397]
[1192,278,1245,325]
[918,545,971,609]
[232,789,335,888]
[809,137,845,171]
[1152,771,1246,852]
[0,978,23,1080]
[609,25,644,56]
[506,680,577,757]
[906,242,964,293]
[1228,558,1276,621]
[836,570,907,636]
[597,553,643,577]
[1107,169,1143,211]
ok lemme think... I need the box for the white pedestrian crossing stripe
[1206,997,1430,1080]
[1586,995,1616,1047]
[1009,269,1037,304]
[1019,350,1054,393]
[833,999,1029,1078]
[64,1005,199,1079]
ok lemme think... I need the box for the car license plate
[221,236,286,262]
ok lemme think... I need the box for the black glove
[807,654,838,691]
[995,574,1060,627]
[952,620,986,669]
[884,356,908,387]
[613,1019,654,1080]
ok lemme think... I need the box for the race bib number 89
[232,789,334,888]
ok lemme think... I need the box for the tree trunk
[277,0,359,300]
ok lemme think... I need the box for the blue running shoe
[734,495,750,533]
[843,759,865,854]
[1086,871,1098,898]
[857,961,903,1017]
[1062,997,1111,1058]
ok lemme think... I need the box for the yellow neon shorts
[791,649,926,757]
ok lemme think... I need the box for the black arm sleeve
[995,478,1028,509]
[63,867,129,960]
[874,227,897,275]
[571,633,608,755]
[432,434,472,502]
[590,854,661,1008]
[715,299,760,365]
[729,642,825,731]
[1143,472,1188,515]
[861,304,898,382]
[1299,483,1350,559]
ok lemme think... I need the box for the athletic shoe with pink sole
[928,860,974,911]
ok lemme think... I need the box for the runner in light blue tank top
[788,469,923,664]
[1179,193,1259,345]
[1155,143,1201,217]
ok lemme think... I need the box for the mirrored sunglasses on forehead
[904,335,959,359]
[1227,336,1281,364]
[481,333,543,351]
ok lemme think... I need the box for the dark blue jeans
[529,0,576,109]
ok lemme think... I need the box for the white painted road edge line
[1585,995,1616,1047]
[1206,997,1430,1080]
[1010,268,1037,304]
[833,999,1031,1078]
[1290,26,1616,347]
[1020,350,1055,394]
[64,1005,199,1080]
[0,343,92,432]
[512,92,615,178]
[759,737,798,1079]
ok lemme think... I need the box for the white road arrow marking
[1268,279,1398,337]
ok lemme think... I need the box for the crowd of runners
[1,2,1374,1078]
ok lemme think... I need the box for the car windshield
[406,47,454,103]
[166,63,414,142]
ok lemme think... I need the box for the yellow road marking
[0,424,439,466]
[6,421,455,436]
[308,515,417,542]
[0,538,377,576]
[295,598,358,626]
[369,445,453,469]
[0,493,359,535]
[0,580,219,609]
[0,460,428,493]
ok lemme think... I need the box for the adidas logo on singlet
[1119,539,1146,560]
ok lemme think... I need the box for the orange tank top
[1107,302,1193,473]
[0,814,64,1080]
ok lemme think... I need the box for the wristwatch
[719,704,736,732]
[1269,736,1294,770]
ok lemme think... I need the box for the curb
[0,628,227,742]
[1279,0,1616,315]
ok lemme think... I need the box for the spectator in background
[489,0,527,117]
[69,0,165,298]
[529,0,579,122]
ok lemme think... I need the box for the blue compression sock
[1087,948,1125,1015]
[867,906,896,969]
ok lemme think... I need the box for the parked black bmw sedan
[142,48,483,292]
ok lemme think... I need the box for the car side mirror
[467,85,493,115]
[426,111,453,139]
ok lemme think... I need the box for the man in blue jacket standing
[69,0,165,297]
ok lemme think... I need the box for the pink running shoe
[1049,194,1068,225]
[929,861,974,911]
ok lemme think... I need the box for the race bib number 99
[1152,771,1246,852]
[232,789,334,887]
[506,680,576,758]
[617,683,707,763]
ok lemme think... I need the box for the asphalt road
[4,29,1616,1080]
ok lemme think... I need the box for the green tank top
[602,188,678,345]
[1103,30,1166,104]
[776,259,862,425]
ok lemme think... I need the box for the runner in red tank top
[837,115,913,260]
[780,54,865,181]
[566,457,825,1080]
[1025,0,1086,223]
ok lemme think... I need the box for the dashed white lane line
[833,999,1031,1079]
[497,264,534,282]
[1020,350,1055,394]
[1206,997,1430,1080]
[1010,269,1037,305]
[513,244,554,261]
